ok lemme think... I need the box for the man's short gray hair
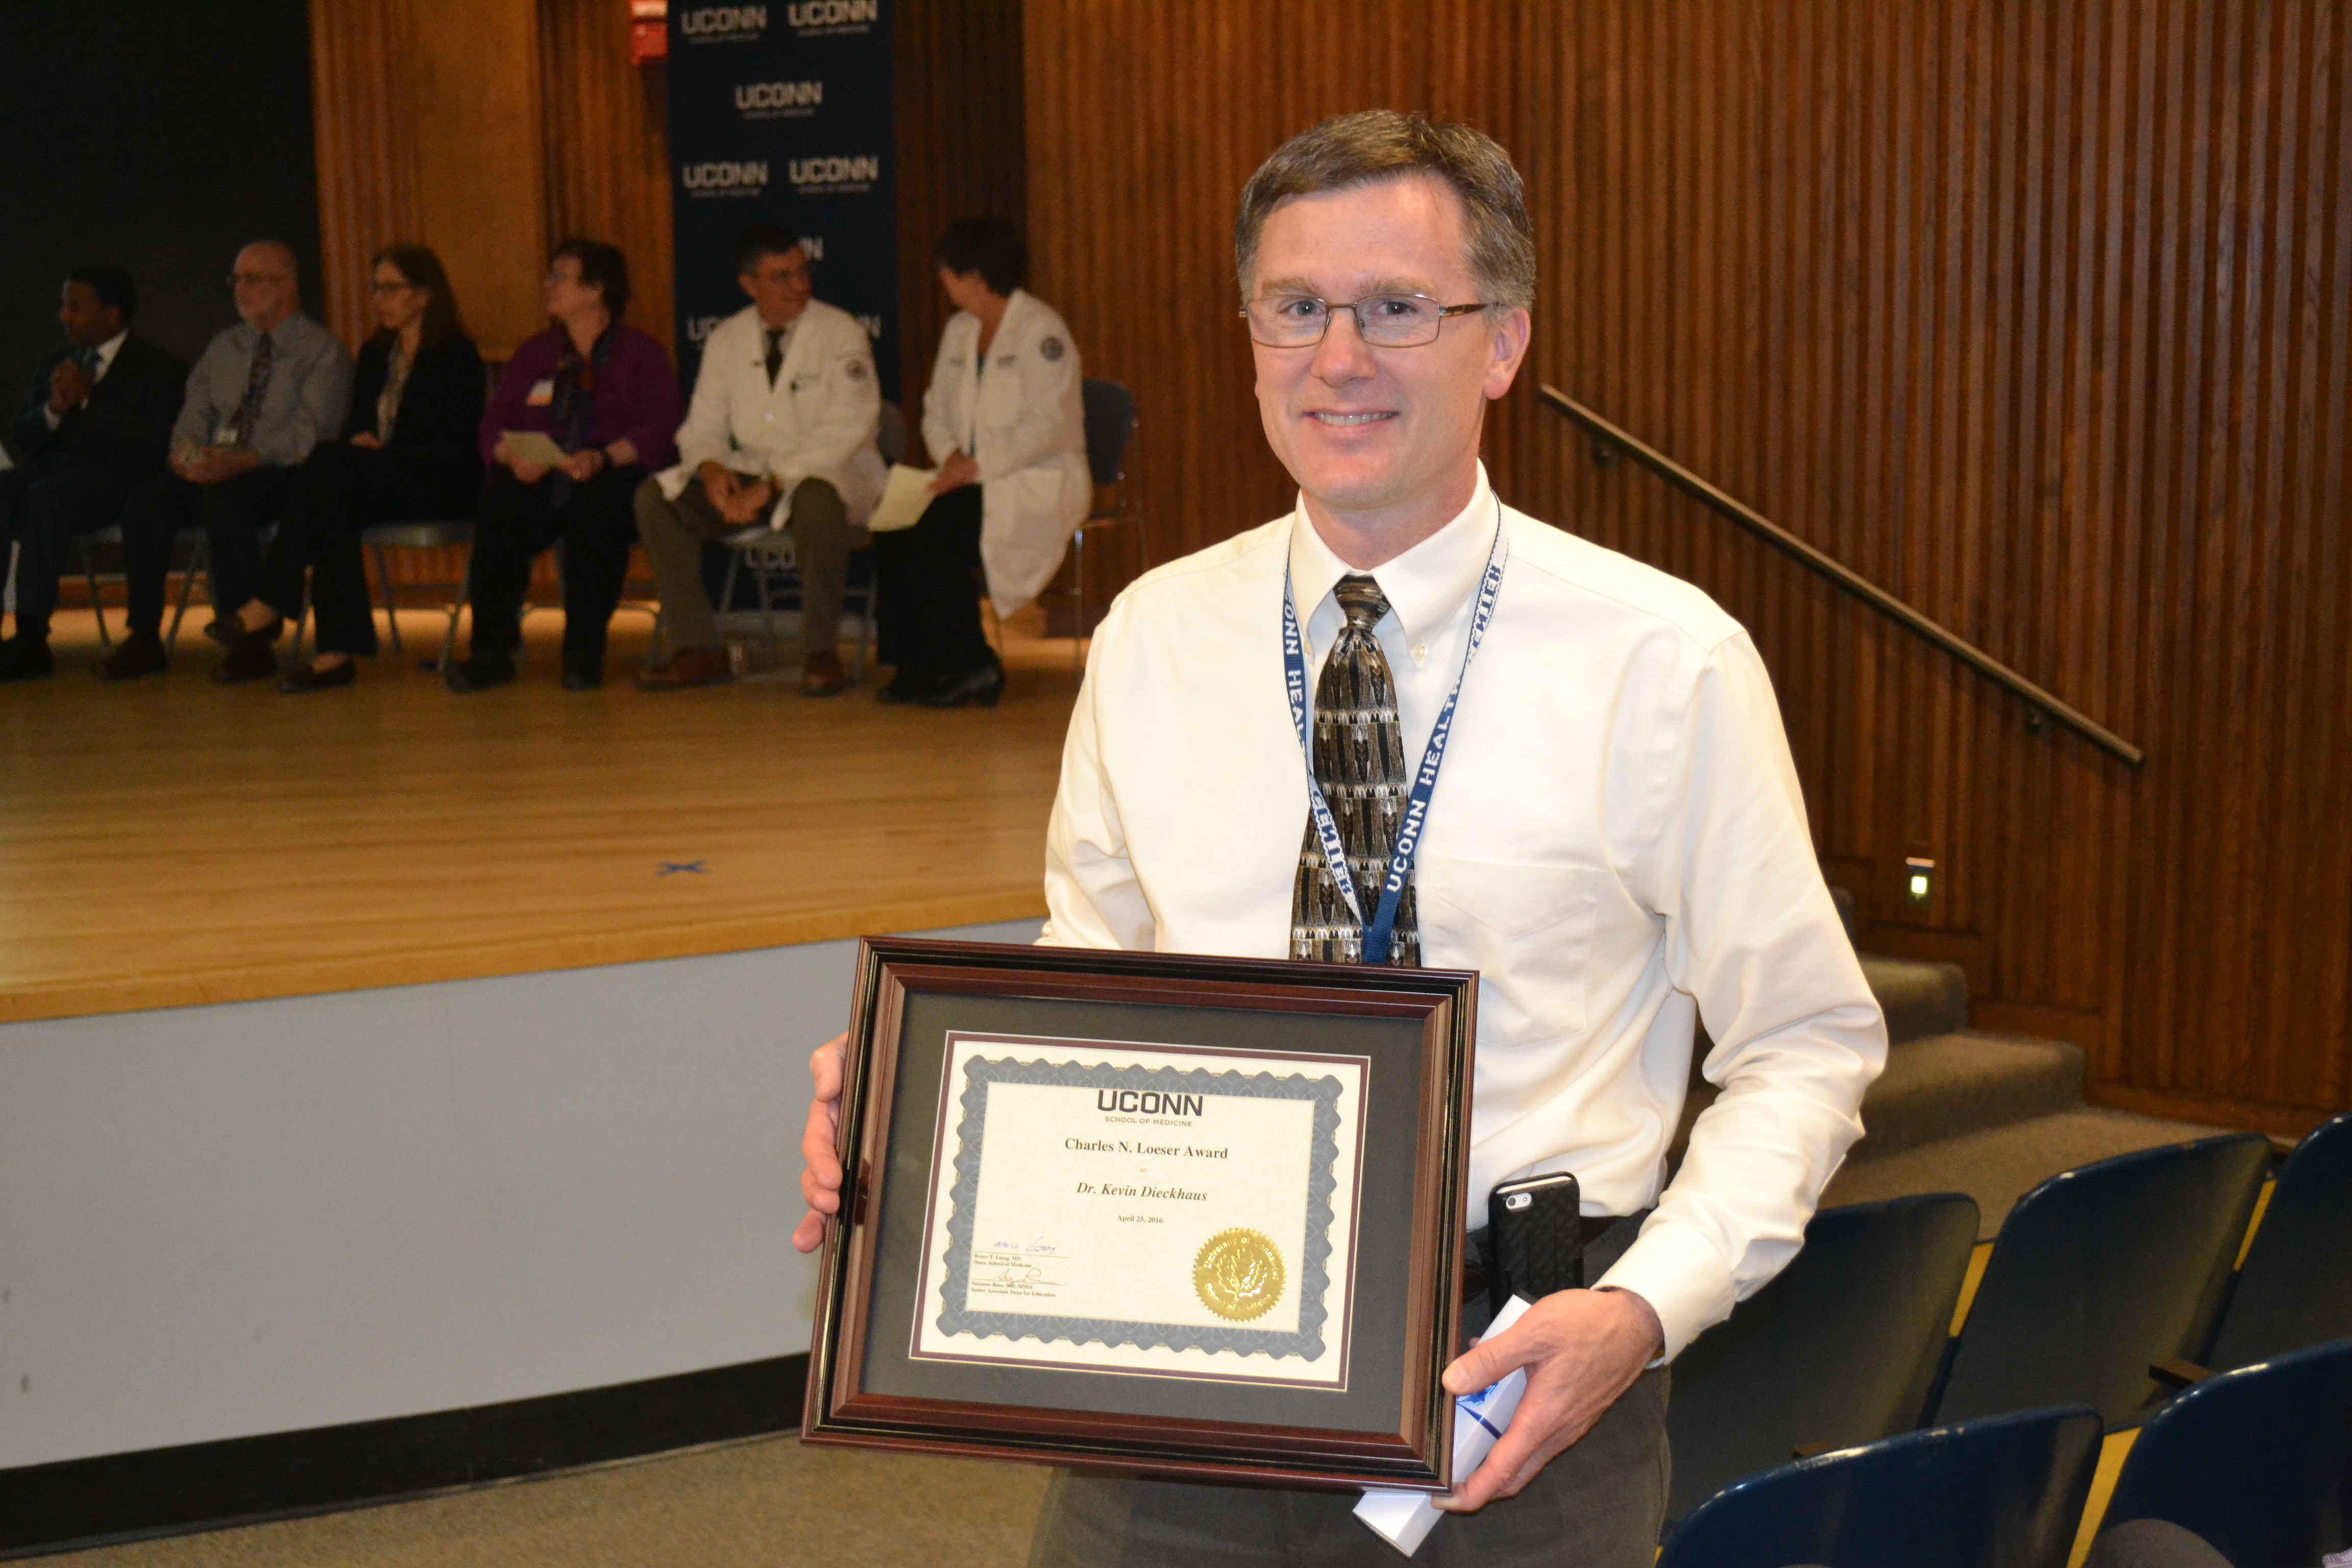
[1233,110,1536,314]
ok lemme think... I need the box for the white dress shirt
[657,300,887,524]
[1040,466,1887,1358]
[43,328,129,430]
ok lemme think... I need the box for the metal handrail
[1539,385,2145,769]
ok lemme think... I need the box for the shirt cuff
[43,405,62,430]
[1592,1217,1739,1363]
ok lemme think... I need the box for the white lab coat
[920,289,1090,616]
[657,299,887,525]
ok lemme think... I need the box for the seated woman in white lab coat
[877,218,1090,707]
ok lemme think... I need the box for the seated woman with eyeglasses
[446,238,680,692]
[212,244,485,690]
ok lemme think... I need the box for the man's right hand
[48,359,92,416]
[702,462,775,527]
[791,1032,850,1253]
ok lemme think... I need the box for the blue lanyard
[1283,502,1508,965]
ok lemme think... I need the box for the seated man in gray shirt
[102,240,352,680]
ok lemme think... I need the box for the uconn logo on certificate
[789,154,880,194]
[1096,1090,1207,1117]
[788,0,877,35]
[677,4,765,42]
[681,160,768,198]
[736,79,822,119]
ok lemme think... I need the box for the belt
[1460,1213,1621,1303]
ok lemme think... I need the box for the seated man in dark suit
[102,240,351,680]
[0,266,186,679]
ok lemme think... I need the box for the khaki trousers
[1025,1214,1670,1568]
[632,473,866,656]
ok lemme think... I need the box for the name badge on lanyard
[1282,500,1508,965]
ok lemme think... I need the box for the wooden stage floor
[0,610,1078,1024]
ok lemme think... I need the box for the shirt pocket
[1417,855,1605,1045]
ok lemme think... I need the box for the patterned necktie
[228,329,274,448]
[765,327,787,386]
[1290,574,1420,966]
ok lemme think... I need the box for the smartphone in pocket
[1484,1171,1584,1318]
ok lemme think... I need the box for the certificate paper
[910,1033,1369,1390]
[865,462,939,532]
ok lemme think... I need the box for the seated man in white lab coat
[632,222,886,695]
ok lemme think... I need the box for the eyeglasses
[1242,292,1488,349]
[228,271,288,287]
[368,281,415,296]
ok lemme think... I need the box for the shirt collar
[92,329,128,374]
[1286,464,1500,645]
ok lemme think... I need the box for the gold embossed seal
[1193,1228,1286,1322]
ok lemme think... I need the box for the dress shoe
[210,612,283,648]
[212,633,280,684]
[99,630,168,680]
[633,647,731,692]
[0,635,55,681]
[919,659,1005,709]
[562,660,604,692]
[445,652,516,693]
[875,665,934,704]
[278,658,357,694]
[800,648,849,697]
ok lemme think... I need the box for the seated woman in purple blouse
[447,239,681,692]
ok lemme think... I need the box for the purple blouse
[480,324,681,471]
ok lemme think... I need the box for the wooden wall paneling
[308,0,418,347]
[1022,0,2352,1128]
[308,0,551,360]
[538,0,676,362]
[894,1,1028,404]
[403,0,550,360]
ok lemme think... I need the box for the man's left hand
[177,447,261,486]
[720,479,775,526]
[1435,1286,1663,1513]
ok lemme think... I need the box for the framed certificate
[802,938,1478,1490]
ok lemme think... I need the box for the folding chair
[1664,1192,1980,1526]
[2202,1111,2352,1371]
[77,524,214,649]
[2098,1335,2352,1568]
[1927,1133,2270,1427]
[1659,1404,2103,1568]
[1038,379,1142,673]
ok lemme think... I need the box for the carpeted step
[1859,953,1971,1044]
[1669,1028,2084,1178]
[1845,1031,2086,1161]
[1819,1106,2234,1237]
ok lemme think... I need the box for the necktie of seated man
[1290,574,1420,966]
[765,328,786,386]
[227,330,274,449]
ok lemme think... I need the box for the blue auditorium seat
[1664,1192,1980,1527]
[1928,1133,2269,1426]
[1658,1404,2103,1568]
[2098,1335,2352,1567]
[2203,1112,2352,1372]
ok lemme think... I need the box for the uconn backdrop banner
[666,1,897,398]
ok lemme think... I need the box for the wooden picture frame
[801,937,1478,1490]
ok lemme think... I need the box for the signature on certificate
[987,1235,1059,1254]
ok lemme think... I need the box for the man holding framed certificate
[798,111,1885,1564]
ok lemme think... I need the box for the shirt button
[1412,644,1429,665]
